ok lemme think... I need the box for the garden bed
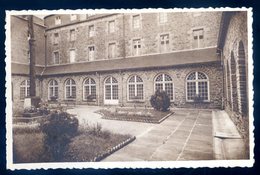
[96,108,174,124]
[13,121,134,163]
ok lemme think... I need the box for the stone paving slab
[67,107,246,161]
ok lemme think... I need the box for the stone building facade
[217,11,249,143]
[12,11,246,113]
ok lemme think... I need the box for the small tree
[150,90,170,112]
[40,112,79,161]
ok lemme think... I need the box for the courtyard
[67,106,248,161]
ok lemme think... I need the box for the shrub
[39,112,79,161]
[150,90,170,112]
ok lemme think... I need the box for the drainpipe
[217,48,225,110]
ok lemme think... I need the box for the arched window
[186,71,209,101]
[238,41,248,115]
[48,79,58,99]
[128,75,144,100]
[20,80,30,99]
[230,51,238,112]
[155,73,174,101]
[83,77,96,101]
[104,76,118,102]
[65,78,76,99]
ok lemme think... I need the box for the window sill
[127,100,145,103]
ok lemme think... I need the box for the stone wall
[41,62,223,109]
[45,12,221,65]
[222,11,249,145]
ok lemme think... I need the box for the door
[104,76,119,105]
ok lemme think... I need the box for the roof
[11,63,45,76]
[42,47,220,76]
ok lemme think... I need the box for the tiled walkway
[103,110,213,161]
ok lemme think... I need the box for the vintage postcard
[5,8,254,170]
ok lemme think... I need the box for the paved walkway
[68,106,214,161]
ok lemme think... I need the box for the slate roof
[43,47,219,76]
[11,63,45,76]
[12,47,220,76]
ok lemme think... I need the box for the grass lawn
[96,108,173,123]
[13,122,133,163]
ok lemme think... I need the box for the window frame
[108,20,115,33]
[70,29,76,42]
[88,45,95,61]
[159,33,170,53]
[127,75,144,102]
[88,25,95,37]
[132,38,142,56]
[64,78,76,100]
[83,77,96,101]
[186,71,210,102]
[69,49,76,63]
[53,32,59,45]
[158,13,168,24]
[53,51,60,65]
[20,80,30,100]
[154,73,174,101]
[132,14,141,29]
[192,28,204,48]
[48,79,59,100]
[55,16,61,25]
[108,42,116,59]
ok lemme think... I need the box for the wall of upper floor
[11,15,46,66]
[44,12,222,65]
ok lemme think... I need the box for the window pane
[165,83,173,100]
[128,84,135,100]
[133,15,140,29]
[112,85,118,99]
[198,82,208,100]
[187,82,196,100]
[105,85,111,99]
[137,84,144,100]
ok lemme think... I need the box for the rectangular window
[133,39,141,56]
[193,28,204,48]
[70,14,77,21]
[159,13,167,23]
[88,46,95,61]
[160,34,170,53]
[108,20,115,33]
[89,25,95,37]
[108,43,116,59]
[54,33,59,45]
[70,29,76,42]
[133,15,141,29]
[55,16,61,25]
[53,51,60,64]
[70,49,76,63]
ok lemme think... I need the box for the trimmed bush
[150,90,170,112]
[39,112,79,161]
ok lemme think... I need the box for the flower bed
[96,108,174,124]
[13,118,134,163]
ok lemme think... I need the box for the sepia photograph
[5,8,253,169]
